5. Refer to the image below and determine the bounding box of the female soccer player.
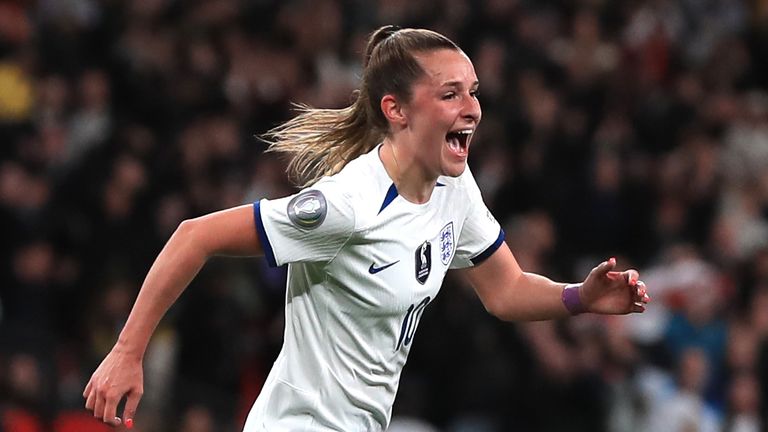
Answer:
[83,26,650,431]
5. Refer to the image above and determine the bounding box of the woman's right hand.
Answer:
[83,344,144,427]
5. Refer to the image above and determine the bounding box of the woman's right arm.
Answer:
[83,204,262,426]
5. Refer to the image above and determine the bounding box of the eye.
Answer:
[470,89,479,98]
[442,92,457,100]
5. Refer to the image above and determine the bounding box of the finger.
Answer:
[83,379,93,399]
[607,270,622,280]
[596,257,617,276]
[102,392,122,426]
[635,281,651,303]
[635,280,647,298]
[123,389,143,428]
[624,269,640,286]
[631,302,646,313]
[633,280,644,299]
[85,388,97,411]
[93,394,105,420]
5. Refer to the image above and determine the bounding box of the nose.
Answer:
[463,93,481,124]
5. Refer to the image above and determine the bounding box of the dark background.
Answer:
[1,0,767,431]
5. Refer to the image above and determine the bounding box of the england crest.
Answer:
[439,222,455,265]
[415,241,431,284]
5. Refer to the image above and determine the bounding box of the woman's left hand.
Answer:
[580,258,650,314]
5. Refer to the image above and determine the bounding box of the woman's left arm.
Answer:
[459,242,649,321]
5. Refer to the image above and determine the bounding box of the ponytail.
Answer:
[263,98,383,188]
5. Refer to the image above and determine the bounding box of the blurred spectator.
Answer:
[723,371,761,432]
[64,69,112,171]
[0,60,34,122]
[647,347,723,432]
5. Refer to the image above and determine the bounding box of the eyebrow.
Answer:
[440,80,480,89]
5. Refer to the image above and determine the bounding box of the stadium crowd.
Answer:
[1,0,768,431]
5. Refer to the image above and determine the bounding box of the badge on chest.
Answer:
[439,222,455,265]
[414,241,431,284]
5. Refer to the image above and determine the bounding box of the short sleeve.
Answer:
[254,179,355,267]
[449,169,505,269]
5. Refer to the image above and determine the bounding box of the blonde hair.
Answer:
[263,26,459,187]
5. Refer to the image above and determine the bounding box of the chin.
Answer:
[441,161,467,178]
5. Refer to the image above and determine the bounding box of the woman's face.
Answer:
[400,48,481,178]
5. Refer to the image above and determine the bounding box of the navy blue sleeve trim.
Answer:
[253,201,278,267]
[378,183,399,214]
[470,228,505,265]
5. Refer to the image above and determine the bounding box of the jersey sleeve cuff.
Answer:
[470,228,505,265]
[253,200,278,267]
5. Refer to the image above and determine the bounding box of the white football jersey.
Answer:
[244,145,503,431]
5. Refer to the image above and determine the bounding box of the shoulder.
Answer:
[315,147,395,221]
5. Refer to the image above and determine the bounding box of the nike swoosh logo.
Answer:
[369,260,400,274]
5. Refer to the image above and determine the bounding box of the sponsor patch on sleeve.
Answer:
[287,190,327,230]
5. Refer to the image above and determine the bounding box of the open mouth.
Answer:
[446,129,472,156]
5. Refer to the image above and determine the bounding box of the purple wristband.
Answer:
[562,283,587,315]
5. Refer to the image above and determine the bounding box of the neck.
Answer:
[380,138,437,204]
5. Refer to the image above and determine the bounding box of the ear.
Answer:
[380,94,408,128]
